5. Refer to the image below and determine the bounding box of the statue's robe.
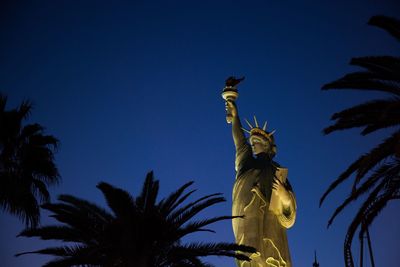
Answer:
[232,123,296,267]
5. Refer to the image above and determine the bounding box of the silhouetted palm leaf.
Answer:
[323,98,400,135]
[17,245,103,267]
[169,242,255,260]
[322,56,400,95]
[369,15,400,41]
[159,181,195,216]
[0,94,60,227]
[320,130,400,209]
[96,182,136,219]
[326,159,400,227]
[17,172,256,266]
[177,215,243,237]
[320,15,400,267]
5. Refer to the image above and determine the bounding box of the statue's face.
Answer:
[250,135,271,155]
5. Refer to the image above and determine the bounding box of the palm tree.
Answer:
[319,16,400,267]
[16,172,256,267]
[0,94,60,228]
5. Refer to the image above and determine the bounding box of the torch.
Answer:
[221,76,244,123]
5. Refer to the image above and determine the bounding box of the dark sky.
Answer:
[1,1,399,266]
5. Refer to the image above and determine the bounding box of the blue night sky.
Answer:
[1,1,399,266]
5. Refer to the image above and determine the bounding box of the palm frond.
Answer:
[136,171,159,212]
[41,202,107,238]
[322,55,400,94]
[19,123,44,140]
[18,225,83,242]
[326,161,396,227]
[0,187,41,228]
[354,132,400,181]
[331,71,398,83]
[170,242,255,260]
[43,258,100,267]
[15,246,73,257]
[96,182,136,219]
[322,78,400,95]
[351,56,400,80]
[31,179,50,202]
[167,193,222,221]
[167,189,197,214]
[57,194,113,223]
[168,195,225,227]
[164,257,214,267]
[159,181,195,215]
[361,117,400,135]
[324,97,400,135]
[353,157,400,190]
[369,15,400,42]
[320,131,399,206]
[17,100,32,121]
[177,215,243,238]
[30,245,101,267]
[144,172,159,212]
[29,133,59,150]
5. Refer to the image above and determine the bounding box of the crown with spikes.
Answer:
[242,115,276,143]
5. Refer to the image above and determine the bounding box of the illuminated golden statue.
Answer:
[222,77,296,267]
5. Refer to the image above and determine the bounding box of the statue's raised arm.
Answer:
[226,100,252,173]
[222,76,252,173]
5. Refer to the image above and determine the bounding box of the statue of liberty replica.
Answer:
[222,77,297,267]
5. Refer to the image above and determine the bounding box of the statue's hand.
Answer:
[272,178,291,206]
[225,100,238,117]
